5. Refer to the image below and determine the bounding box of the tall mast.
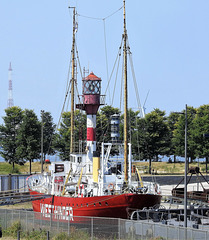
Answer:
[70,7,76,153]
[8,62,14,108]
[123,0,128,183]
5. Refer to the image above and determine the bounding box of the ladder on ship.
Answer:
[0,190,51,206]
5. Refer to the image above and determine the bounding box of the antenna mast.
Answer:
[70,7,76,153]
[123,0,128,184]
[8,62,14,108]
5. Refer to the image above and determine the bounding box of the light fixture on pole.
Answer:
[41,110,44,173]
[184,104,188,228]
[173,104,188,228]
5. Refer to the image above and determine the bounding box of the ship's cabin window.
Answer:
[70,156,75,162]
[111,167,117,174]
[105,202,108,206]
[86,203,88,207]
[78,157,82,163]
[55,164,64,173]
[117,163,122,174]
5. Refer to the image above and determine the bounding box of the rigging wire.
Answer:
[143,90,150,114]
[104,38,123,96]
[77,6,123,21]
[111,49,122,106]
[75,42,83,81]
[75,41,83,105]
[127,38,145,118]
[103,19,110,103]
[56,55,72,130]
[120,58,124,112]
[128,109,131,143]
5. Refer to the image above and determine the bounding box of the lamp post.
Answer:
[173,104,188,228]
[41,110,44,173]
[184,104,188,228]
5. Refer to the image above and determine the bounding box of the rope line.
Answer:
[127,38,144,118]
[111,51,122,106]
[104,38,123,96]
[77,6,123,21]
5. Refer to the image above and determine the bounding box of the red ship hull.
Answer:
[29,190,161,220]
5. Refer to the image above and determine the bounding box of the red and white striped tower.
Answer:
[8,62,14,108]
[76,72,103,166]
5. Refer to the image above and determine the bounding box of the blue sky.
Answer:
[1,0,209,124]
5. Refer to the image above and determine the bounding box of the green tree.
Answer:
[53,110,86,160]
[192,105,209,158]
[16,109,41,174]
[136,109,170,173]
[0,107,24,170]
[167,112,183,162]
[173,106,196,163]
[41,111,56,160]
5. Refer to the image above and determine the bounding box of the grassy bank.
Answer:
[0,162,49,175]
[0,160,207,175]
[133,161,206,175]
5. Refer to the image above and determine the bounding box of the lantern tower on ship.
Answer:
[76,72,104,163]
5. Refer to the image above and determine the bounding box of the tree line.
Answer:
[1,104,209,173]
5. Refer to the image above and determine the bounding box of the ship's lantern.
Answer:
[83,72,101,95]
[111,114,121,143]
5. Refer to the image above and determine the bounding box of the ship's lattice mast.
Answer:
[8,62,14,108]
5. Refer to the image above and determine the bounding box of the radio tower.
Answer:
[7,62,14,108]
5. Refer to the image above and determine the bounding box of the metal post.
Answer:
[68,217,70,236]
[128,143,132,185]
[91,217,93,240]
[5,209,7,229]
[101,143,104,195]
[118,218,120,240]
[47,231,50,240]
[41,110,44,173]
[33,211,35,229]
[26,211,28,232]
[184,104,188,228]
[8,174,12,191]
[17,231,20,240]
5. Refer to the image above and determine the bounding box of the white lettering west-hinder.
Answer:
[40,203,74,221]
